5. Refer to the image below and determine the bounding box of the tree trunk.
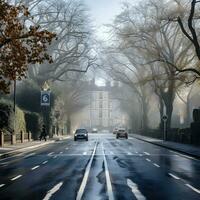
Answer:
[67,115,71,135]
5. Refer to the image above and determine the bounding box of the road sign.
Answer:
[162,115,168,121]
[41,91,51,106]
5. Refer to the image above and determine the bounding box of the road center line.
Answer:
[76,142,98,200]
[48,152,54,156]
[0,184,5,188]
[185,184,200,194]
[11,175,22,181]
[146,159,151,162]
[127,179,146,200]
[42,161,48,164]
[168,173,180,180]
[144,152,150,155]
[31,165,40,170]
[43,182,63,200]
[102,144,114,200]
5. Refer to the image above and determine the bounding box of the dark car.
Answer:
[74,129,88,141]
[116,128,128,139]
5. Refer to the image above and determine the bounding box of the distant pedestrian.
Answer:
[40,125,47,141]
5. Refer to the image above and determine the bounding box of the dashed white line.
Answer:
[48,152,54,156]
[42,161,48,165]
[185,184,200,194]
[31,165,40,170]
[146,159,151,162]
[59,152,63,154]
[11,175,22,181]
[135,151,138,154]
[153,163,160,168]
[110,151,114,155]
[65,147,69,150]
[127,152,133,155]
[0,184,5,188]
[53,156,57,159]
[168,173,180,180]
[43,182,63,200]
[144,152,150,155]
[83,152,87,155]
[127,179,146,200]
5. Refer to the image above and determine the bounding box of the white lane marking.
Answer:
[31,165,40,170]
[185,184,200,194]
[168,173,180,180]
[110,151,114,155]
[139,154,143,157]
[53,156,57,159]
[11,175,22,181]
[146,159,151,162]
[43,182,63,200]
[59,152,63,154]
[135,151,138,154]
[144,152,150,155]
[0,184,5,188]
[153,163,160,168]
[48,152,54,156]
[24,153,36,158]
[102,144,114,200]
[76,142,97,200]
[127,152,133,155]
[127,179,146,200]
[42,161,48,165]
[170,150,198,161]
[65,148,69,150]
[83,152,87,155]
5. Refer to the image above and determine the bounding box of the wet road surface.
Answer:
[0,133,199,200]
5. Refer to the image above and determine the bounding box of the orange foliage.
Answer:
[0,0,56,93]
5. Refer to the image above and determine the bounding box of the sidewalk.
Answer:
[131,134,200,159]
[0,135,71,159]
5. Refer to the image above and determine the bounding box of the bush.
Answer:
[25,112,43,140]
[0,99,26,134]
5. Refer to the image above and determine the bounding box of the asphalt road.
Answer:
[0,133,200,200]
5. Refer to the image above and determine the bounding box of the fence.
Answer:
[0,131,32,147]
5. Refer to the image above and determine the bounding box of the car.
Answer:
[116,128,128,139]
[74,129,88,141]
[92,128,98,133]
[113,128,118,134]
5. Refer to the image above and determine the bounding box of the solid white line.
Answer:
[146,159,151,162]
[76,142,97,200]
[43,182,63,200]
[11,175,22,181]
[0,184,5,188]
[48,152,54,156]
[127,179,146,200]
[83,152,87,155]
[42,161,48,165]
[185,184,200,194]
[168,173,180,180]
[102,144,114,200]
[31,165,40,170]
[144,152,150,155]
[24,153,36,158]
[153,163,160,168]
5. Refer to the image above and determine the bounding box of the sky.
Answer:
[84,0,136,40]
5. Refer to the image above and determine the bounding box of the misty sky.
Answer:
[84,0,138,40]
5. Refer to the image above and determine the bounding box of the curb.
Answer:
[131,135,200,160]
[0,140,55,159]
